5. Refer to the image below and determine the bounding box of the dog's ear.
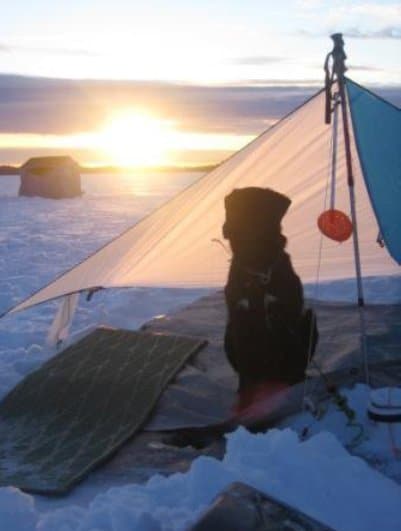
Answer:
[264,188,291,224]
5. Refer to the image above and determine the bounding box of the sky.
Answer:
[0,0,400,167]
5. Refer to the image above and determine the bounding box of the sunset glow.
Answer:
[97,112,174,167]
[0,110,255,168]
[0,1,399,167]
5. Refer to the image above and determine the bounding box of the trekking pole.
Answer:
[325,34,369,384]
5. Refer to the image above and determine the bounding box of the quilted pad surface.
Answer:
[0,328,205,494]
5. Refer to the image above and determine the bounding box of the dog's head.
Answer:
[223,187,291,264]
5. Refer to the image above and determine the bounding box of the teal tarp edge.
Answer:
[346,78,401,265]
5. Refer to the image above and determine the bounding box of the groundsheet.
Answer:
[144,292,401,431]
[0,327,205,494]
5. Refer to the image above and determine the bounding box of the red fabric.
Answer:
[233,381,289,419]
[318,209,353,242]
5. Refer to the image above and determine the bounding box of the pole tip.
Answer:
[330,32,347,67]
[331,33,344,46]
[331,32,343,40]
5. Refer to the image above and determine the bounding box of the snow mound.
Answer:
[0,488,37,531]
[2,427,400,531]
[224,428,401,531]
[284,384,401,482]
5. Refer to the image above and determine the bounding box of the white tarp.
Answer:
[6,87,400,315]
[46,293,79,346]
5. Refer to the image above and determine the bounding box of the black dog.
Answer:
[223,187,318,392]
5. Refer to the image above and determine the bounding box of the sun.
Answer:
[98,111,173,167]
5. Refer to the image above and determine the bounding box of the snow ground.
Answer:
[1,173,401,530]
[0,173,208,401]
[2,423,401,531]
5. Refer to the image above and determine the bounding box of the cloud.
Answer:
[296,0,324,9]
[0,43,98,56]
[0,74,320,137]
[231,56,285,66]
[308,62,383,73]
[0,74,398,145]
[323,3,401,31]
[343,26,401,39]
[299,26,401,40]
[348,64,382,72]
[350,3,401,24]
[237,79,321,87]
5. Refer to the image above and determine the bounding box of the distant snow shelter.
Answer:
[19,156,82,199]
